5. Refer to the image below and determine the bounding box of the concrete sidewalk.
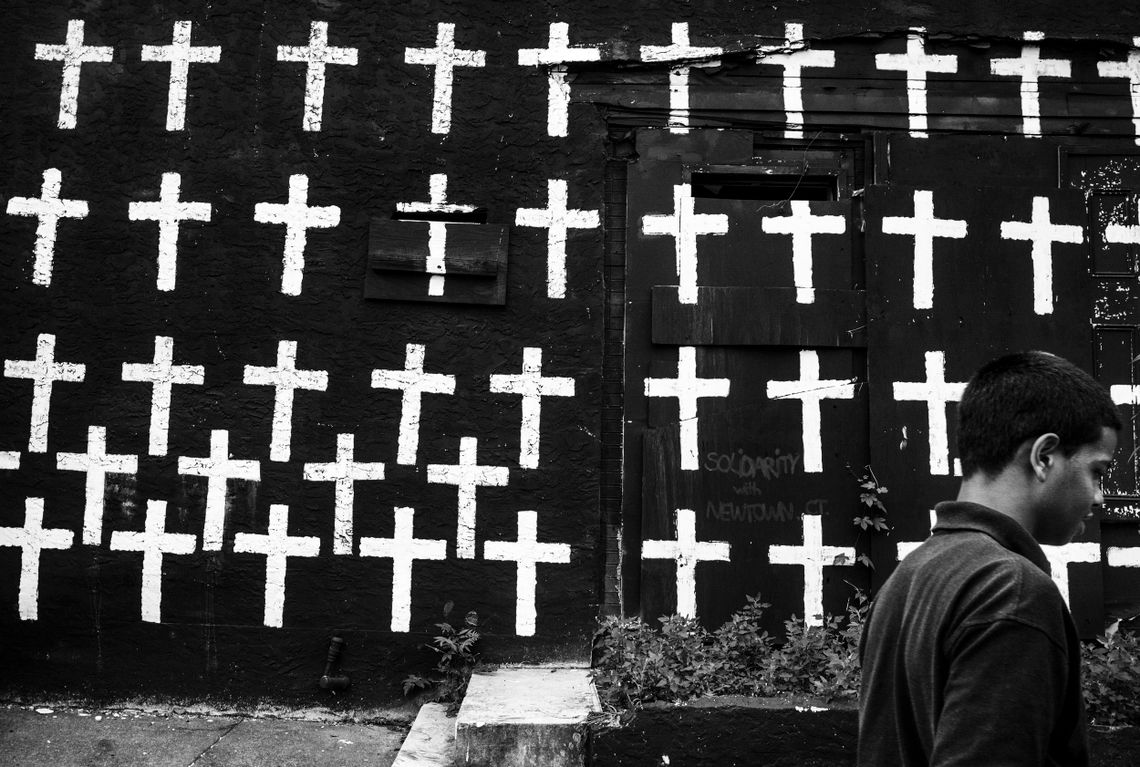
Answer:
[0,703,410,767]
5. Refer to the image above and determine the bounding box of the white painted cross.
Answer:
[177,429,261,551]
[303,433,386,556]
[121,335,205,456]
[277,21,358,131]
[641,183,729,305]
[489,347,576,470]
[990,32,1070,138]
[141,20,221,131]
[643,346,730,471]
[766,351,856,473]
[641,507,730,619]
[4,333,86,453]
[128,172,212,291]
[0,498,73,621]
[242,340,328,462]
[874,28,957,138]
[514,179,600,299]
[769,514,855,628]
[999,196,1083,315]
[233,504,320,628]
[1110,382,1140,408]
[1098,37,1140,146]
[761,200,847,304]
[34,19,113,129]
[0,452,19,471]
[484,510,571,636]
[1103,206,1140,250]
[1107,546,1140,568]
[405,22,485,134]
[359,506,447,632]
[896,510,938,560]
[892,351,967,476]
[56,425,138,546]
[761,23,835,140]
[1042,542,1101,608]
[254,174,341,296]
[396,174,477,297]
[880,190,968,310]
[110,499,196,623]
[640,23,722,134]
[371,343,457,465]
[6,168,89,287]
[517,22,601,137]
[427,437,509,559]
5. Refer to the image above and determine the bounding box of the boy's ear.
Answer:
[1028,433,1061,481]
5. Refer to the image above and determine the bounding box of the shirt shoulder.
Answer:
[916,531,1068,645]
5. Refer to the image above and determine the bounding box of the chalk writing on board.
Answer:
[704,449,801,479]
[706,498,828,523]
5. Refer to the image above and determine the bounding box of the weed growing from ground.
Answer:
[402,605,480,711]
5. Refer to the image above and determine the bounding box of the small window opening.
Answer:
[689,172,838,201]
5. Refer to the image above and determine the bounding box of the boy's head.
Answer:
[957,351,1122,479]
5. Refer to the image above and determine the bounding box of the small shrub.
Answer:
[1082,627,1140,727]
[592,592,866,709]
[402,607,480,711]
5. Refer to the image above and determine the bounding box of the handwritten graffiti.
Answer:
[704,449,801,480]
[705,498,828,523]
[733,481,763,496]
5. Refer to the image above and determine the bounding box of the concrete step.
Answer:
[391,702,456,767]
[453,666,600,767]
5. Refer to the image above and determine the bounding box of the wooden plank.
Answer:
[368,219,505,276]
[651,286,866,347]
[364,219,508,305]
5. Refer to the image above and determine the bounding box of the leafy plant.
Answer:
[592,591,867,709]
[402,604,480,710]
[848,464,890,569]
[1082,625,1140,726]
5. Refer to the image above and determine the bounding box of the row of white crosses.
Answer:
[649,494,1140,628]
[644,508,854,627]
[32,19,574,137]
[881,190,1089,314]
[643,343,1137,503]
[4,332,574,468]
[0,481,568,635]
[6,169,336,295]
[644,342,1140,485]
[6,168,597,301]
[643,347,858,475]
[639,182,1091,317]
[640,182,848,306]
[36,20,1140,141]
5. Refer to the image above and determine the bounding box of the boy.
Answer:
[858,351,1121,766]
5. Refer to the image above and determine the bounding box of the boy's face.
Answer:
[1037,426,1118,545]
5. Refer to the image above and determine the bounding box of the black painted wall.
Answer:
[2,0,1140,705]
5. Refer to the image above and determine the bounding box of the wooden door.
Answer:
[624,129,871,631]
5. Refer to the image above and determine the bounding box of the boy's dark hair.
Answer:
[957,351,1122,477]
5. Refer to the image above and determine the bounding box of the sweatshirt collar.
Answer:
[931,501,1052,575]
